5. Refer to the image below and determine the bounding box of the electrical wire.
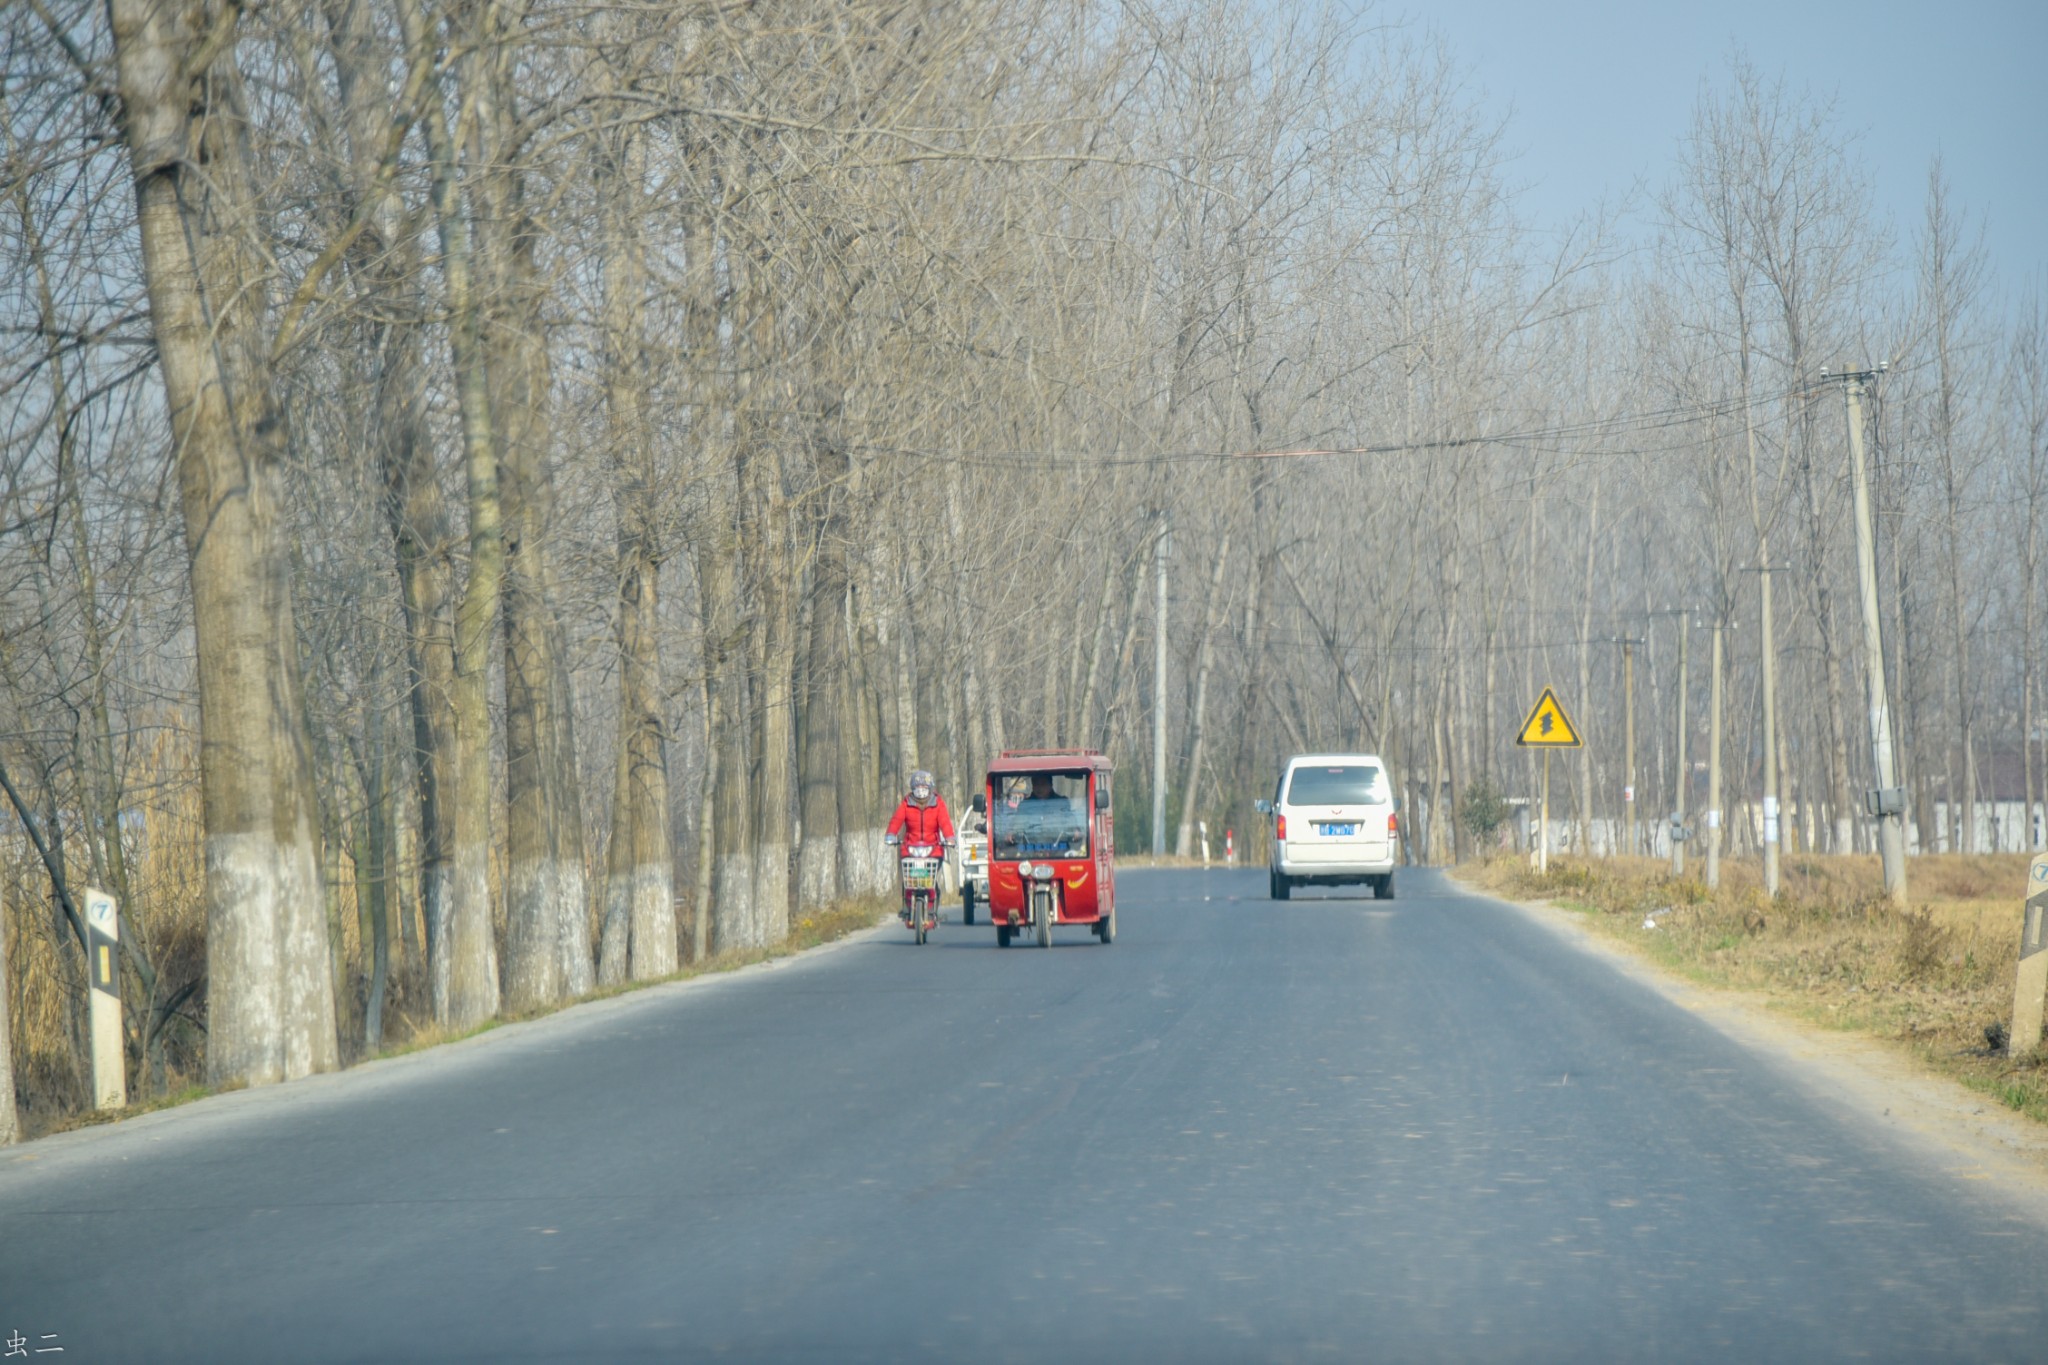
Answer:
[846,383,1795,468]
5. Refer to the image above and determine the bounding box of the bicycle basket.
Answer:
[899,856,940,890]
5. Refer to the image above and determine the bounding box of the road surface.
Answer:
[5,867,2045,1362]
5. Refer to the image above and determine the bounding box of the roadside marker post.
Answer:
[1515,688,1584,876]
[85,888,125,1110]
[2011,854,2048,1059]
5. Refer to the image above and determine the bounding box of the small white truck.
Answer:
[958,793,990,925]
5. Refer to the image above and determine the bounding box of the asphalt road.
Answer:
[5,867,2047,1363]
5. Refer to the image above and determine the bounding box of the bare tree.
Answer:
[107,0,340,1083]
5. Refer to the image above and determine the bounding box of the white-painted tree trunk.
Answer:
[111,0,339,1087]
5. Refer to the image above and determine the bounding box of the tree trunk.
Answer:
[321,0,457,996]
[606,523,674,977]
[799,360,855,909]
[110,0,339,1085]
[361,711,392,1054]
[0,883,18,1143]
[753,462,799,947]
[597,130,675,980]
[1174,535,1232,855]
[489,103,589,1011]
[401,0,502,1028]
[699,529,752,958]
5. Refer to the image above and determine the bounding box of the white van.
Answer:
[1258,754,1398,900]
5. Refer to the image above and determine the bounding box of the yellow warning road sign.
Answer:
[1516,688,1583,748]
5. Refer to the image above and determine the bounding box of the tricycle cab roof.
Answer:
[986,748,1112,776]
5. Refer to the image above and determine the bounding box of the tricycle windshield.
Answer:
[991,771,1090,860]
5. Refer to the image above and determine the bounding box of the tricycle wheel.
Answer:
[997,924,1012,948]
[1036,906,1053,949]
[961,883,976,926]
[1097,908,1116,944]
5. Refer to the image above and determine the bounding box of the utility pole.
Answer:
[1622,638,1640,857]
[1671,614,1691,875]
[1706,617,1725,890]
[1598,636,1646,856]
[1824,364,1909,904]
[1760,563,1782,898]
[1738,563,1784,895]
[1740,352,1783,899]
[1152,518,1169,858]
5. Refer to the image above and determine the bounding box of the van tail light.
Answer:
[1275,814,1287,841]
[1388,812,1399,836]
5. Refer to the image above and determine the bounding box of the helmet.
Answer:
[908,770,936,807]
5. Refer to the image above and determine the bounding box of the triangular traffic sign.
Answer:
[1515,687,1583,747]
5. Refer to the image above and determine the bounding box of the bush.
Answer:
[1458,778,1511,844]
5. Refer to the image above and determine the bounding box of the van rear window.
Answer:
[1286,765,1387,806]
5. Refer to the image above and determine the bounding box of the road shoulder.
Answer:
[0,910,897,1173]
[1452,868,2048,1219]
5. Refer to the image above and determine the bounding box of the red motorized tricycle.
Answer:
[984,750,1116,948]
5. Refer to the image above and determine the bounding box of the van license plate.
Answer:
[1318,823,1356,836]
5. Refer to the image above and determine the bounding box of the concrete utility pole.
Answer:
[1825,364,1909,904]
[1741,369,1783,898]
[1706,617,1725,890]
[1596,635,1646,855]
[1152,520,1169,858]
[1758,564,1782,898]
[1618,638,1643,857]
[1671,614,1690,876]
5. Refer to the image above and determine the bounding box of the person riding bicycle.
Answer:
[884,769,956,859]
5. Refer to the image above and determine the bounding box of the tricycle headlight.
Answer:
[1018,861,1034,877]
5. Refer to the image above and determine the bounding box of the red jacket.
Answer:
[886,797,955,850]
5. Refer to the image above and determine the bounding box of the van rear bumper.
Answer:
[1274,849,1395,881]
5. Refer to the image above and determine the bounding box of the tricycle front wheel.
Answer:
[962,883,976,926]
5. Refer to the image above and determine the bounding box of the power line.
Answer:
[847,383,1800,469]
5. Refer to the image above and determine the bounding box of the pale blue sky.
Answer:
[1400,0,2046,300]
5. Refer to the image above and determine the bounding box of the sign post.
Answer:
[1515,688,1584,875]
[2011,854,2048,1059]
[85,888,125,1110]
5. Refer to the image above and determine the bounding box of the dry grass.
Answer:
[25,894,893,1138]
[5,722,212,1138]
[1462,853,2048,1124]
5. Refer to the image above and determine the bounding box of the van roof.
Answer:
[1284,753,1385,768]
